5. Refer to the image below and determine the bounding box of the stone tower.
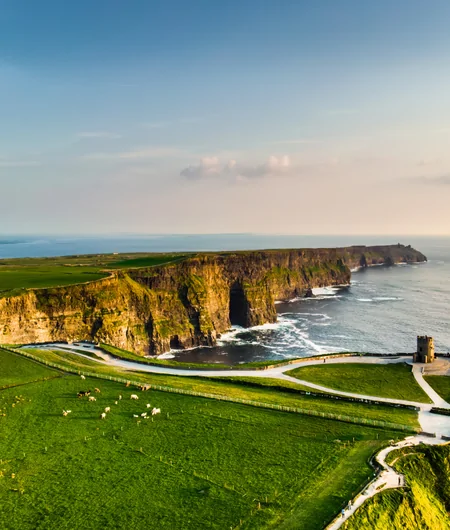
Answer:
[414,336,435,363]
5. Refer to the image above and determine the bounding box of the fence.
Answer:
[1,346,419,434]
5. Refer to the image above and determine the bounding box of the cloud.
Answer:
[83,146,190,161]
[77,131,122,139]
[271,139,318,145]
[0,159,40,168]
[180,155,292,181]
[405,174,450,185]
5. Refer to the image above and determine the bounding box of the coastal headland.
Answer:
[0,244,426,355]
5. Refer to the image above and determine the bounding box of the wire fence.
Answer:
[2,346,419,434]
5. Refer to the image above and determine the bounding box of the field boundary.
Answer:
[1,347,419,434]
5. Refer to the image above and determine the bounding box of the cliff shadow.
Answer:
[229,281,250,327]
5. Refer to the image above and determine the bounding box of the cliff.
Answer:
[0,244,426,355]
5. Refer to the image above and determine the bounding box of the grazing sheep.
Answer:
[104,407,111,413]
[119,395,122,400]
[130,394,139,400]
[115,401,118,405]
[100,413,106,419]
[62,410,71,416]
[80,375,86,380]
[133,414,139,418]
[151,408,161,416]
[146,403,151,408]
[94,388,101,393]
[141,412,147,418]
[88,396,97,402]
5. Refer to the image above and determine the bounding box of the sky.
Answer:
[1,0,450,235]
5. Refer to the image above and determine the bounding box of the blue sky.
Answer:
[1,0,450,234]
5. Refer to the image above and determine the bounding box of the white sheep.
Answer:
[100,412,106,419]
[62,410,71,416]
[104,407,111,413]
[80,375,86,380]
[115,401,118,405]
[151,408,161,416]
[119,395,122,400]
[133,414,139,418]
[88,396,96,402]
[130,394,139,400]
[146,403,151,408]
[141,412,147,418]
[94,388,101,393]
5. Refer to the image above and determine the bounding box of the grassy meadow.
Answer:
[0,348,406,530]
[286,363,432,403]
[424,375,450,402]
[0,253,190,296]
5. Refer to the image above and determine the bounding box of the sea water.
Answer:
[0,234,449,363]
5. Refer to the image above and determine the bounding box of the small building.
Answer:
[414,336,435,363]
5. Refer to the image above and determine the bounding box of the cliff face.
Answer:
[0,244,426,355]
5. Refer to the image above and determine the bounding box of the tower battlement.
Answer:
[414,336,435,363]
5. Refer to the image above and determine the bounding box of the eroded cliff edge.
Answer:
[0,244,426,355]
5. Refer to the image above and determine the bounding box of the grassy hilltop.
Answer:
[342,445,450,530]
[0,252,188,297]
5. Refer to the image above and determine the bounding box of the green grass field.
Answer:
[424,375,450,402]
[0,253,190,296]
[18,347,420,429]
[286,363,432,403]
[342,445,450,529]
[0,349,405,530]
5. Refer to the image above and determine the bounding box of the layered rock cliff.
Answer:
[0,244,426,355]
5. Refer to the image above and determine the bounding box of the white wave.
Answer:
[373,296,403,302]
[357,298,373,302]
[158,352,176,359]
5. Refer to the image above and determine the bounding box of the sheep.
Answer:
[151,408,161,416]
[100,413,106,419]
[130,394,139,400]
[104,407,111,413]
[80,375,86,380]
[115,401,118,405]
[62,410,71,417]
[88,396,97,402]
[141,412,147,418]
[146,403,151,408]
[118,395,122,400]
[94,388,101,393]
[133,414,139,418]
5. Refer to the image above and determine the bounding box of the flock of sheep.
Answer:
[63,375,162,420]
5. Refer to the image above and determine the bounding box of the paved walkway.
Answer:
[28,343,450,528]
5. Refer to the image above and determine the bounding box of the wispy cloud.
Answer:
[324,108,358,116]
[83,146,190,161]
[271,139,319,145]
[0,159,40,168]
[404,174,450,185]
[180,155,292,181]
[140,121,171,129]
[77,131,122,139]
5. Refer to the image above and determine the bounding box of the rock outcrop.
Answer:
[0,244,426,355]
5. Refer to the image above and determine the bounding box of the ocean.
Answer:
[1,234,449,363]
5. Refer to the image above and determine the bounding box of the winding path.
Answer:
[28,342,450,529]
